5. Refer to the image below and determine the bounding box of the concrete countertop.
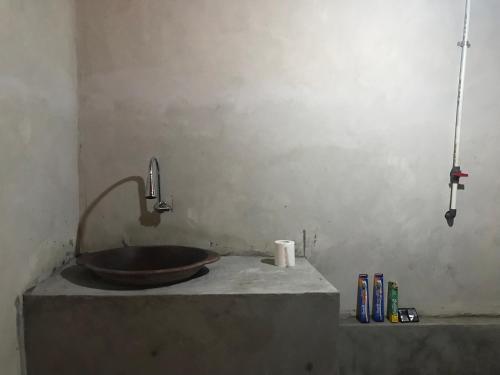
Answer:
[26,256,338,297]
[340,314,500,326]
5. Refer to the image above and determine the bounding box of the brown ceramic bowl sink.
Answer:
[76,246,220,287]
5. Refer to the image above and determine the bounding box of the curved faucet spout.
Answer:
[146,157,160,200]
[145,157,172,213]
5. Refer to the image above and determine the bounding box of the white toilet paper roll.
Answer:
[274,240,295,267]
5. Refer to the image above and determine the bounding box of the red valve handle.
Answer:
[452,171,468,177]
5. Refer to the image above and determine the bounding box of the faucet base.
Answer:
[154,201,172,212]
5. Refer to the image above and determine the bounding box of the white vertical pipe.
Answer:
[453,0,471,168]
[450,0,471,211]
[450,183,458,210]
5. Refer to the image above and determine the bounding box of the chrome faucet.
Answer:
[145,157,172,212]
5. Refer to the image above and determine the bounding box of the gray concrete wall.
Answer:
[0,1,78,374]
[77,0,500,315]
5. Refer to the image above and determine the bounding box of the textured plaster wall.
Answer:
[0,1,78,373]
[77,0,500,315]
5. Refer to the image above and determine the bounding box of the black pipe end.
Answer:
[445,209,456,227]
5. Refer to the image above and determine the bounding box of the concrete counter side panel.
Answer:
[24,256,339,375]
[338,316,500,375]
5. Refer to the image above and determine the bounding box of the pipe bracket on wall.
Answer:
[450,166,469,183]
[445,166,469,221]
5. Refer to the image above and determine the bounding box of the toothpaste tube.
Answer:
[356,274,370,323]
[387,281,399,323]
[372,273,384,322]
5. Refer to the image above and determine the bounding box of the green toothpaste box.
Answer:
[387,281,399,323]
